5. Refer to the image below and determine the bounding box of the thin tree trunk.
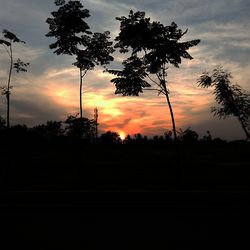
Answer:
[79,69,83,119]
[238,118,250,141]
[165,92,177,141]
[163,82,180,183]
[6,43,13,129]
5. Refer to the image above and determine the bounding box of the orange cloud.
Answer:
[38,65,215,137]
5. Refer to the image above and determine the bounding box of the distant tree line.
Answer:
[0,114,239,146]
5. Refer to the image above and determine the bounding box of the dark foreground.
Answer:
[1,141,250,248]
[1,190,250,249]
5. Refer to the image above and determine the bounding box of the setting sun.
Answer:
[119,131,126,140]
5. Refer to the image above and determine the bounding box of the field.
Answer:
[1,140,250,249]
[1,139,250,191]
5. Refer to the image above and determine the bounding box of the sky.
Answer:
[0,0,250,140]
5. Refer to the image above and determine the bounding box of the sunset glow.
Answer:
[119,131,126,140]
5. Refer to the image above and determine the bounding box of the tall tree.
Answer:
[46,0,114,119]
[0,29,29,128]
[108,11,200,141]
[198,67,250,140]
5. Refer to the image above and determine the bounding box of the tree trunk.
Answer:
[79,69,83,119]
[163,81,180,182]
[165,92,177,141]
[238,117,250,141]
[6,44,13,129]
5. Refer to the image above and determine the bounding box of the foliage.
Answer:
[73,31,114,71]
[108,10,200,140]
[178,128,199,143]
[2,29,25,44]
[0,29,29,128]
[0,116,6,130]
[46,0,114,119]
[109,55,150,96]
[100,131,122,144]
[13,59,30,73]
[46,0,91,55]
[64,115,95,139]
[30,121,64,138]
[198,67,250,140]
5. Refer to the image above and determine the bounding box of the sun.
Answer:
[119,131,126,140]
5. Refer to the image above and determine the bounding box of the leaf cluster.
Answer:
[73,31,114,71]
[46,0,91,55]
[64,115,96,138]
[14,58,30,73]
[115,11,199,69]
[198,67,250,128]
[110,10,200,96]
[2,29,25,43]
[46,1,114,71]
[108,55,150,96]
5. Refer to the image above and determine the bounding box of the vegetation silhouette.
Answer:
[100,131,122,145]
[0,115,249,193]
[64,114,96,140]
[0,29,29,128]
[107,10,200,141]
[198,66,250,140]
[46,0,114,120]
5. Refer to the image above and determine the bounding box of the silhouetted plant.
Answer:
[164,130,173,143]
[134,133,143,141]
[0,116,6,130]
[178,128,199,144]
[30,121,64,139]
[8,124,28,140]
[108,10,200,141]
[198,67,250,140]
[123,134,132,144]
[46,0,114,119]
[100,131,121,145]
[202,130,212,142]
[64,115,95,139]
[0,29,29,128]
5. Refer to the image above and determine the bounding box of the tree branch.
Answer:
[2,44,11,58]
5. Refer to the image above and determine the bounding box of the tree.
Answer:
[107,10,200,141]
[0,116,6,130]
[198,66,250,140]
[30,121,64,139]
[46,0,114,119]
[100,131,121,145]
[64,114,95,139]
[0,29,29,128]
[178,127,199,144]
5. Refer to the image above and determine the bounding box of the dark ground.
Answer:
[0,140,250,249]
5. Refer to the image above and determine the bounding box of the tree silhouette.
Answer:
[46,0,114,119]
[0,116,6,130]
[108,10,200,141]
[30,121,64,139]
[0,29,29,128]
[178,127,199,144]
[100,131,121,144]
[64,114,95,139]
[198,67,250,140]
